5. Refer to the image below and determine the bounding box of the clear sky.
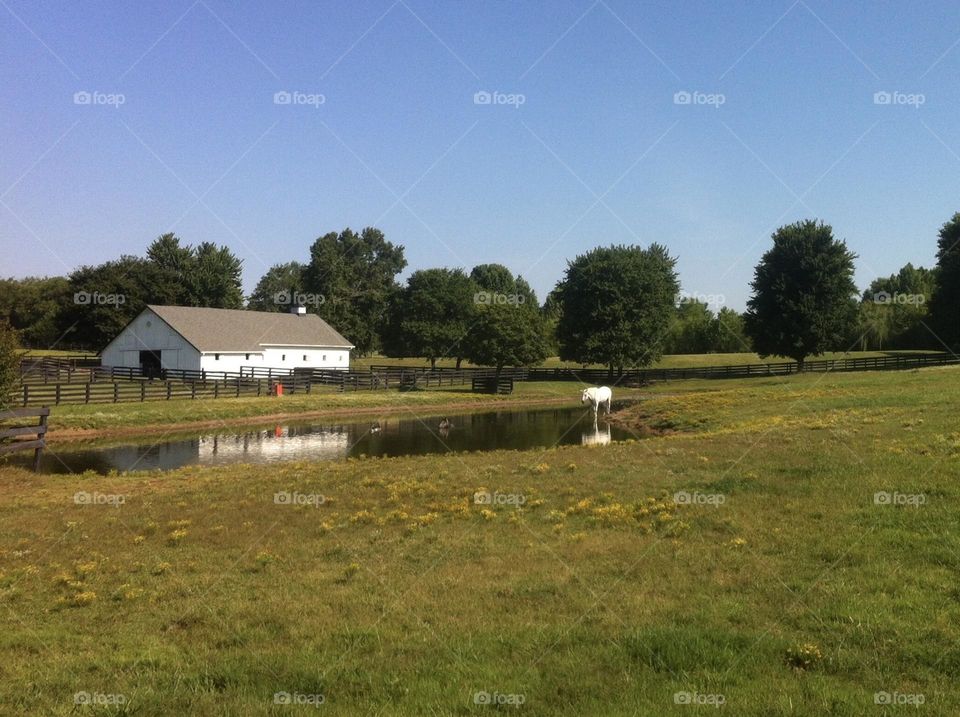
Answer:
[2,0,959,310]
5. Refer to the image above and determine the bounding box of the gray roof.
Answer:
[146,305,354,353]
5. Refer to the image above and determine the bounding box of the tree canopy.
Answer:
[744,220,858,365]
[302,228,406,355]
[554,244,679,373]
[928,213,960,350]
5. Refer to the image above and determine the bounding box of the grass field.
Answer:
[351,349,923,371]
[26,350,935,435]
[1,366,957,714]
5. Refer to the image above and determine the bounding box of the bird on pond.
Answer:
[439,417,453,431]
[370,422,381,434]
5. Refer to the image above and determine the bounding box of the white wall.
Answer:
[101,309,201,371]
[199,347,349,373]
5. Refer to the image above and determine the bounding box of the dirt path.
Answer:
[46,396,583,443]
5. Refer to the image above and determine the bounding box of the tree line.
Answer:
[3,213,960,374]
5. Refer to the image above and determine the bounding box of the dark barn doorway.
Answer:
[138,350,162,378]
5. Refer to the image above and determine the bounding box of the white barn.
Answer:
[101,305,353,375]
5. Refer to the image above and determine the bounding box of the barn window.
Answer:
[303,354,307,361]
[322,354,327,361]
[245,353,250,360]
[282,354,286,361]
[215,354,220,361]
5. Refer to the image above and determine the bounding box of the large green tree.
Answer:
[60,257,179,349]
[302,228,406,355]
[0,276,72,348]
[145,234,244,308]
[554,244,679,374]
[744,220,858,367]
[927,213,960,350]
[466,303,548,377]
[382,268,476,369]
[247,262,306,311]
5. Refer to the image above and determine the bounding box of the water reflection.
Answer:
[14,404,638,475]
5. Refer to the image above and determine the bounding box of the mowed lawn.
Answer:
[1,367,959,714]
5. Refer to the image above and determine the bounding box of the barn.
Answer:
[100,305,353,375]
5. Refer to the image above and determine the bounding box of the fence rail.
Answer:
[0,407,49,470]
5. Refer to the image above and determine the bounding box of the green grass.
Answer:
[353,349,932,370]
[1,366,958,714]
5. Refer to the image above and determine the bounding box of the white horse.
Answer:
[581,386,612,416]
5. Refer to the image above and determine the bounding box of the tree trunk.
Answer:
[430,357,436,370]
[455,357,462,369]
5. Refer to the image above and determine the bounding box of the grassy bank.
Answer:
[1,366,957,714]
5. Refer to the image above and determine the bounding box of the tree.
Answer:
[555,244,679,375]
[714,307,751,353]
[0,320,19,409]
[59,256,179,349]
[248,262,306,311]
[382,268,476,369]
[145,234,244,308]
[667,299,718,354]
[927,213,960,351]
[469,264,515,294]
[859,263,935,350]
[466,303,548,377]
[189,242,244,308]
[744,220,858,367]
[0,276,72,348]
[302,228,406,355]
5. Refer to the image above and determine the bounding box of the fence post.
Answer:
[113,383,119,403]
[140,382,146,402]
[236,378,240,398]
[55,383,61,405]
[166,382,172,400]
[22,384,28,407]
[85,383,91,404]
[191,382,196,400]
[214,382,219,399]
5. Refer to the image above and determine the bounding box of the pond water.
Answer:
[13,403,640,475]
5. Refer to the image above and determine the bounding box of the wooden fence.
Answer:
[10,352,959,407]
[0,407,49,471]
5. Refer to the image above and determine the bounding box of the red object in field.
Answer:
[274,382,283,396]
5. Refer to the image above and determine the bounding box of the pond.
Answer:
[11,403,640,475]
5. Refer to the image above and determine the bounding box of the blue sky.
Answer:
[2,0,959,310]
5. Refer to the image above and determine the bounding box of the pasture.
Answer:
[1,366,957,714]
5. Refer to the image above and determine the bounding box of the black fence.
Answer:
[11,352,959,407]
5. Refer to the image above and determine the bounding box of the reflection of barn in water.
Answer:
[198,425,351,463]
